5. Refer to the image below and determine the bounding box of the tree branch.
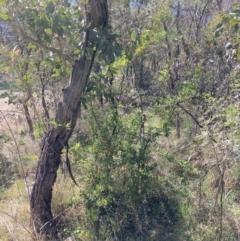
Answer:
[17,30,74,65]
[177,102,203,128]
[10,10,74,65]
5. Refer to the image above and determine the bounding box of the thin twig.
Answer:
[0,211,34,239]
[177,102,203,128]
[39,208,69,232]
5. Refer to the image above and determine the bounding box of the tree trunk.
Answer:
[22,103,34,139]
[30,0,108,238]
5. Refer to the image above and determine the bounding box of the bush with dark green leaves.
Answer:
[71,104,185,240]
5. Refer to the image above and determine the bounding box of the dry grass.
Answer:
[0,90,85,240]
[0,180,33,241]
[0,170,84,241]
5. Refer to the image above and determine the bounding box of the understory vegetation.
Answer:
[1,0,240,240]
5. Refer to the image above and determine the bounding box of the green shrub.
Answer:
[72,104,184,240]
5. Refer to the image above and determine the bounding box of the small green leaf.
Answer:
[0,9,11,21]
[74,49,81,55]
[229,18,239,25]
[131,30,137,42]
[27,43,37,50]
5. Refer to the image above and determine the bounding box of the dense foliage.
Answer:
[1,0,240,240]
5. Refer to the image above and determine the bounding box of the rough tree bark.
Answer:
[30,0,108,238]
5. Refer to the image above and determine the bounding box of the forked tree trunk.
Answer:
[30,0,108,238]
